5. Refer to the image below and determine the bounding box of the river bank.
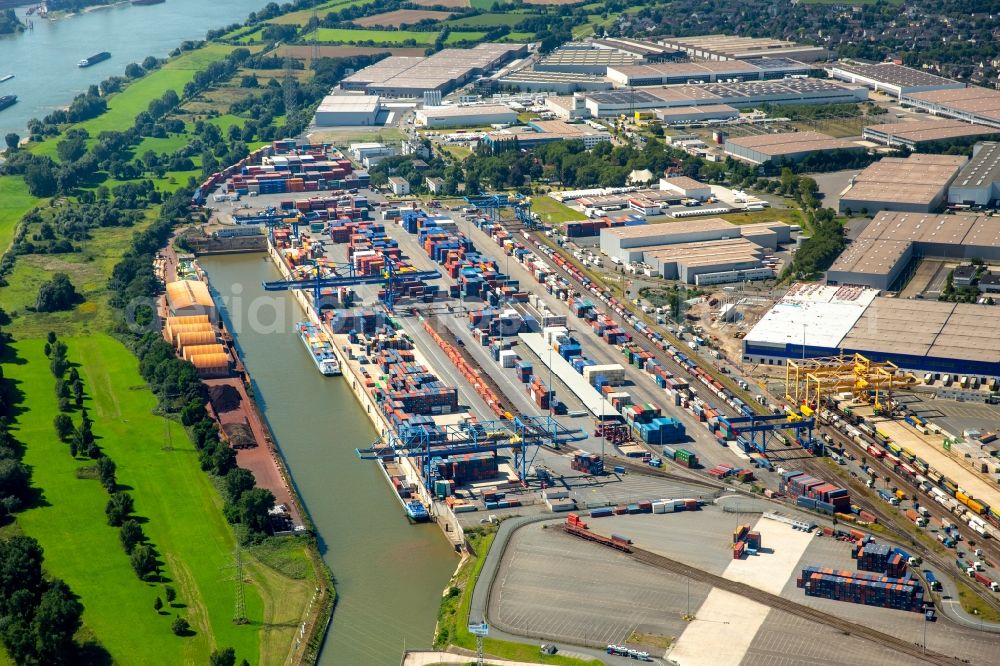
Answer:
[0,0,273,137]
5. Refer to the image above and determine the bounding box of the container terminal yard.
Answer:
[186,137,1000,665]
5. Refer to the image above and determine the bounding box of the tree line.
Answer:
[0,328,93,664]
[108,191,277,544]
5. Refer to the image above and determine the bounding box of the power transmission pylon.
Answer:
[221,548,249,624]
[283,56,297,123]
[310,10,320,66]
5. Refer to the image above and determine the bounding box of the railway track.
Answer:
[623,543,963,666]
[821,424,1000,618]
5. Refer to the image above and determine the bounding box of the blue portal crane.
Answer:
[262,258,441,311]
[356,415,588,490]
[719,413,817,455]
[465,193,538,229]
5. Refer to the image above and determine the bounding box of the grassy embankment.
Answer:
[0,177,37,255]
[0,32,329,664]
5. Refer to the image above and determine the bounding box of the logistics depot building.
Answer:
[582,79,867,118]
[742,283,1000,378]
[826,211,1000,291]
[599,217,792,284]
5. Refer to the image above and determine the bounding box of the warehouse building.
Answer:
[900,87,1000,129]
[948,142,1000,207]
[659,176,712,200]
[600,217,791,261]
[598,218,791,284]
[414,104,517,128]
[742,284,1000,377]
[605,58,811,87]
[340,43,526,97]
[655,104,740,124]
[584,79,866,116]
[723,131,865,164]
[644,238,767,283]
[590,38,683,62]
[826,211,1000,290]
[314,94,383,127]
[838,153,967,214]
[165,280,216,322]
[544,94,592,120]
[535,46,641,75]
[862,118,1000,149]
[827,62,965,98]
[655,35,829,62]
[488,69,613,94]
[482,120,611,150]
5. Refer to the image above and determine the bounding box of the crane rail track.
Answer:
[623,543,963,666]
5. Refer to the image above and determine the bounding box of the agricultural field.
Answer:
[353,9,454,28]
[445,30,487,44]
[235,28,265,44]
[308,27,486,45]
[311,28,439,44]
[277,45,427,58]
[0,177,36,255]
[523,0,587,5]
[800,0,899,4]
[269,0,378,25]
[445,12,533,28]
[412,0,469,6]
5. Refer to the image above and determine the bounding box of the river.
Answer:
[0,0,271,137]
[200,253,458,665]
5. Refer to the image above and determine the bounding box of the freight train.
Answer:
[844,413,999,535]
[562,514,632,552]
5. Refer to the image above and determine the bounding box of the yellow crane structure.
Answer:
[784,353,916,414]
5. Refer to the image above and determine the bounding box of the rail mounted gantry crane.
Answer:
[784,353,916,416]
[465,193,538,229]
[356,416,588,490]
[262,257,441,311]
[718,413,818,455]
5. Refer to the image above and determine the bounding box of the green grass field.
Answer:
[445,12,531,28]
[312,27,437,44]
[799,0,899,4]
[235,28,265,44]
[309,27,486,45]
[0,177,36,255]
[500,32,535,42]
[445,30,487,44]
[0,208,161,337]
[132,134,192,158]
[468,0,497,8]
[269,0,376,25]
[531,195,586,224]
[32,45,236,160]
[718,208,805,226]
[8,336,264,664]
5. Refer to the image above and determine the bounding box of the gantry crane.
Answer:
[465,193,538,229]
[356,416,588,490]
[262,257,441,311]
[784,353,916,415]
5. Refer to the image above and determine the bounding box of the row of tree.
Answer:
[107,190,277,543]
[0,329,89,664]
